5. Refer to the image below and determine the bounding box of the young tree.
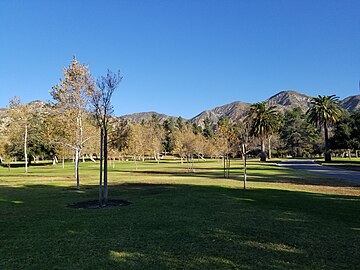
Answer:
[0,136,6,164]
[90,69,122,206]
[147,114,164,162]
[173,124,197,171]
[306,95,344,162]
[6,97,32,172]
[125,123,146,168]
[235,121,251,189]
[215,117,237,178]
[50,56,95,189]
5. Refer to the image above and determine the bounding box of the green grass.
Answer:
[320,157,360,171]
[1,159,360,269]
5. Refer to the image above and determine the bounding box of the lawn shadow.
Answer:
[1,182,360,269]
[120,162,359,188]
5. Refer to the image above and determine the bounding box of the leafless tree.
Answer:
[90,69,122,206]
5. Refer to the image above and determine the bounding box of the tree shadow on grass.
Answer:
[120,164,359,188]
[0,183,360,269]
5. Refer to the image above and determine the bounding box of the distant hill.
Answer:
[119,111,181,123]
[340,95,360,112]
[190,90,360,127]
[191,101,251,127]
[1,91,359,130]
[265,90,313,112]
[0,100,51,133]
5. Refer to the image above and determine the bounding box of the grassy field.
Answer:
[320,157,360,171]
[1,158,359,269]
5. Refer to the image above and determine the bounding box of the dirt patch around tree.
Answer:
[67,199,131,209]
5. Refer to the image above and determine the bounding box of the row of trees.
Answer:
[2,94,357,170]
[1,57,121,206]
[1,57,358,194]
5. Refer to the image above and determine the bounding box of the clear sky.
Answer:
[0,0,359,118]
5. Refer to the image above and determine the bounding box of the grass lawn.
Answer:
[1,158,359,269]
[320,157,360,171]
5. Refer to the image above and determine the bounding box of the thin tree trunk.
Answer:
[75,148,80,189]
[62,157,65,169]
[228,156,230,177]
[223,156,226,178]
[225,155,229,178]
[260,138,266,162]
[268,136,272,159]
[324,121,331,162]
[242,144,247,190]
[90,154,96,162]
[99,128,103,207]
[104,128,108,205]
[24,124,28,173]
[133,156,138,170]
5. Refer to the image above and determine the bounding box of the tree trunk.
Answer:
[24,124,28,173]
[62,157,65,169]
[103,128,108,205]
[75,148,80,189]
[227,155,230,178]
[268,136,272,159]
[223,156,226,178]
[133,156,138,170]
[90,154,96,163]
[260,138,266,162]
[324,121,331,162]
[242,144,247,190]
[99,128,103,207]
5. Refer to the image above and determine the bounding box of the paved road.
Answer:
[277,159,360,183]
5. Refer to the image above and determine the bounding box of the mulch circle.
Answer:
[67,199,131,209]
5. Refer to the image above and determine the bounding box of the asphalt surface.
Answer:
[277,159,360,183]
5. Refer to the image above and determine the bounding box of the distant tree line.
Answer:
[1,57,359,189]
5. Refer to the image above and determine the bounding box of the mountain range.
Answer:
[1,90,360,130]
[120,90,360,127]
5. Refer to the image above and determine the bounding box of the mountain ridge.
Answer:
[1,91,359,128]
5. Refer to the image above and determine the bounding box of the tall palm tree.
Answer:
[246,102,279,161]
[306,95,344,162]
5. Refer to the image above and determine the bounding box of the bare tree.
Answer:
[215,117,237,178]
[90,69,122,206]
[235,121,252,189]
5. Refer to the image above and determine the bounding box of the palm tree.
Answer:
[306,95,344,162]
[246,102,279,161]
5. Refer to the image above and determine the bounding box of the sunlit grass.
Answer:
[0,158,359,269]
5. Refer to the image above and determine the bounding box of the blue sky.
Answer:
[0,0,359,118]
